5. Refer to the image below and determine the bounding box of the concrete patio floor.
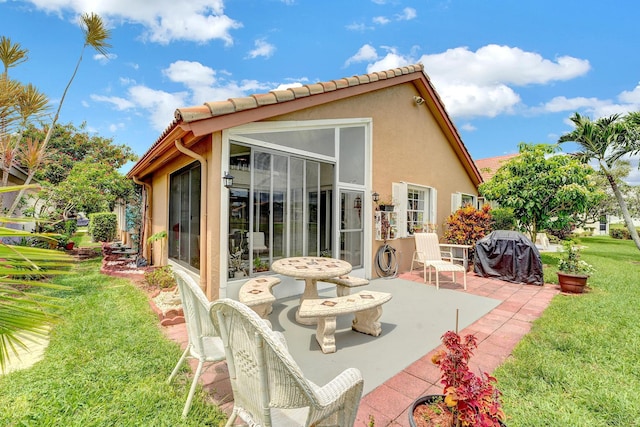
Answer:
[162,270,559,426]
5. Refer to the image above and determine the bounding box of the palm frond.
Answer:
[80,13,112,57]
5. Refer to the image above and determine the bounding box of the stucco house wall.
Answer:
[128,64,481,300]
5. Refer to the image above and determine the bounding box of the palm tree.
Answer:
[0,185,73,371]
[5,13,112,217]
[559,112,640,251]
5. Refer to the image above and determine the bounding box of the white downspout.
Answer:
[175,139,209,293]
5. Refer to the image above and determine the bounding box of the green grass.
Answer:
[495,236,640,426]
[0,258,226,426]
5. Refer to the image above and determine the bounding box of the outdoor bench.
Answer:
[298,290,392,354]
[238,276,281,319]
[322,275,370,296]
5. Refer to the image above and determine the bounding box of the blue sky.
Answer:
[2,0,640,182]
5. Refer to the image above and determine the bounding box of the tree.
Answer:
[558,112,640,251]
[31,160,135,231]
[24,122,137,185]
[479,143,600,243]
[3,13,112,217]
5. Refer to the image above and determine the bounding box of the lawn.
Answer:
[496,236,640,426]
[0,258,227,426]
[1,236,639,426]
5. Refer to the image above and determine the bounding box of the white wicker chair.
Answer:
[167,270,226,417]
[411,232,467,289]
[211,298,364,427]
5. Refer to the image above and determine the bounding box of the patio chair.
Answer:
[167,270,226,417]
[411,232,467,290]
[211,298,364,427]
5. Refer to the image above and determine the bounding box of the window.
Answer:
[392,182,436,238]
[451,192,476,212]
[407,188,426,233]
[168,162,201,270]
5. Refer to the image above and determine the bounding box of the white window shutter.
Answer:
[392,182,408,238]
[451,193,462,213]
[431,188,437,225]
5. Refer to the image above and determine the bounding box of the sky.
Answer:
[2,0,640,183]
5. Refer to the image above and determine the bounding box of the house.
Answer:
[127,64,482,300]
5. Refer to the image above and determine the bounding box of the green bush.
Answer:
[490,207,517,231]
[144,266,176,289]
[610,228,631,240]
[88,212,117,242]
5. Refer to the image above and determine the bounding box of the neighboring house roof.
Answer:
[128,63,483,186]
[475,153,519,181]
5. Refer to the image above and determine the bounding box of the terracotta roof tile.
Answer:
[230,96,258,111]
[136,64,483,185]
[475,153,519,181]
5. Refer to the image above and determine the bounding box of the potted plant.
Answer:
[556,240,595,293]
[229,246,246,278]
[409,331,506,427]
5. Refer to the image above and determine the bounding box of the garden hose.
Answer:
[375,243,398,278]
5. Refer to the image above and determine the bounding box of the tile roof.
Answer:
[129,63,482,186]
[475,153,519,181]
[173,64,424,123]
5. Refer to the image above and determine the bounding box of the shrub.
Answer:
[444,204,493,259]
[490,207,516,231]
[88,212,117,242]
[610,228,631,240]
[144,266,176,289]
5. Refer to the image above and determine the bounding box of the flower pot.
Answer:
[557,271,588,293]
[409,394,507,427]
[65,242,75,250]
[409,395,451,427]
[380,204,395,212]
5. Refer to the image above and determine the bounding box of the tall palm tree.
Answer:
[6,12,112,217]
[559,112,640,251]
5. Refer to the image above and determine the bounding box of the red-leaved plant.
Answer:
[431,331,505,427]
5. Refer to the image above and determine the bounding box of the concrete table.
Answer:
[271,256,352,325]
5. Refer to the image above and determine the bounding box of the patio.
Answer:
[162,271,558,426]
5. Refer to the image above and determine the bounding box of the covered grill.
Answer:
[473,230,543,285]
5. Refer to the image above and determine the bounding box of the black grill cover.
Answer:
[474,230,543,285]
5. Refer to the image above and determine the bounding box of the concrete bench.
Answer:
[238,276,281,319]
[298,290,392,354]
[322,275,370,297]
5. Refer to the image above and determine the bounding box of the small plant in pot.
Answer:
[556,239,595,293]
[410,330,506,427]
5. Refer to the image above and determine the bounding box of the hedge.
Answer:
[89,212,117,242]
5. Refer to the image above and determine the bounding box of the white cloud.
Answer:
[618,84,640,103]
[397,7,416,21]
[93,52,117,64]
[127,85,189,131]
[345,22,370,32]
[247,38,276,59]
[354,44,591,118]
[345,44,378,67]
[543,96,603,113]
[372,16,390,25]
[109,122,125,132]
[419,45,590,86]
[461,123,477,132]
[163,60,216,88]
[90,94,136,110]
[25,0,242,45]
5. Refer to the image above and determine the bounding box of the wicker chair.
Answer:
[411,232,467,290]
[167,270,226,417]
[211,298,364,426]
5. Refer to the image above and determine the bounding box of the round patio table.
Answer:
[271,256,352,325]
